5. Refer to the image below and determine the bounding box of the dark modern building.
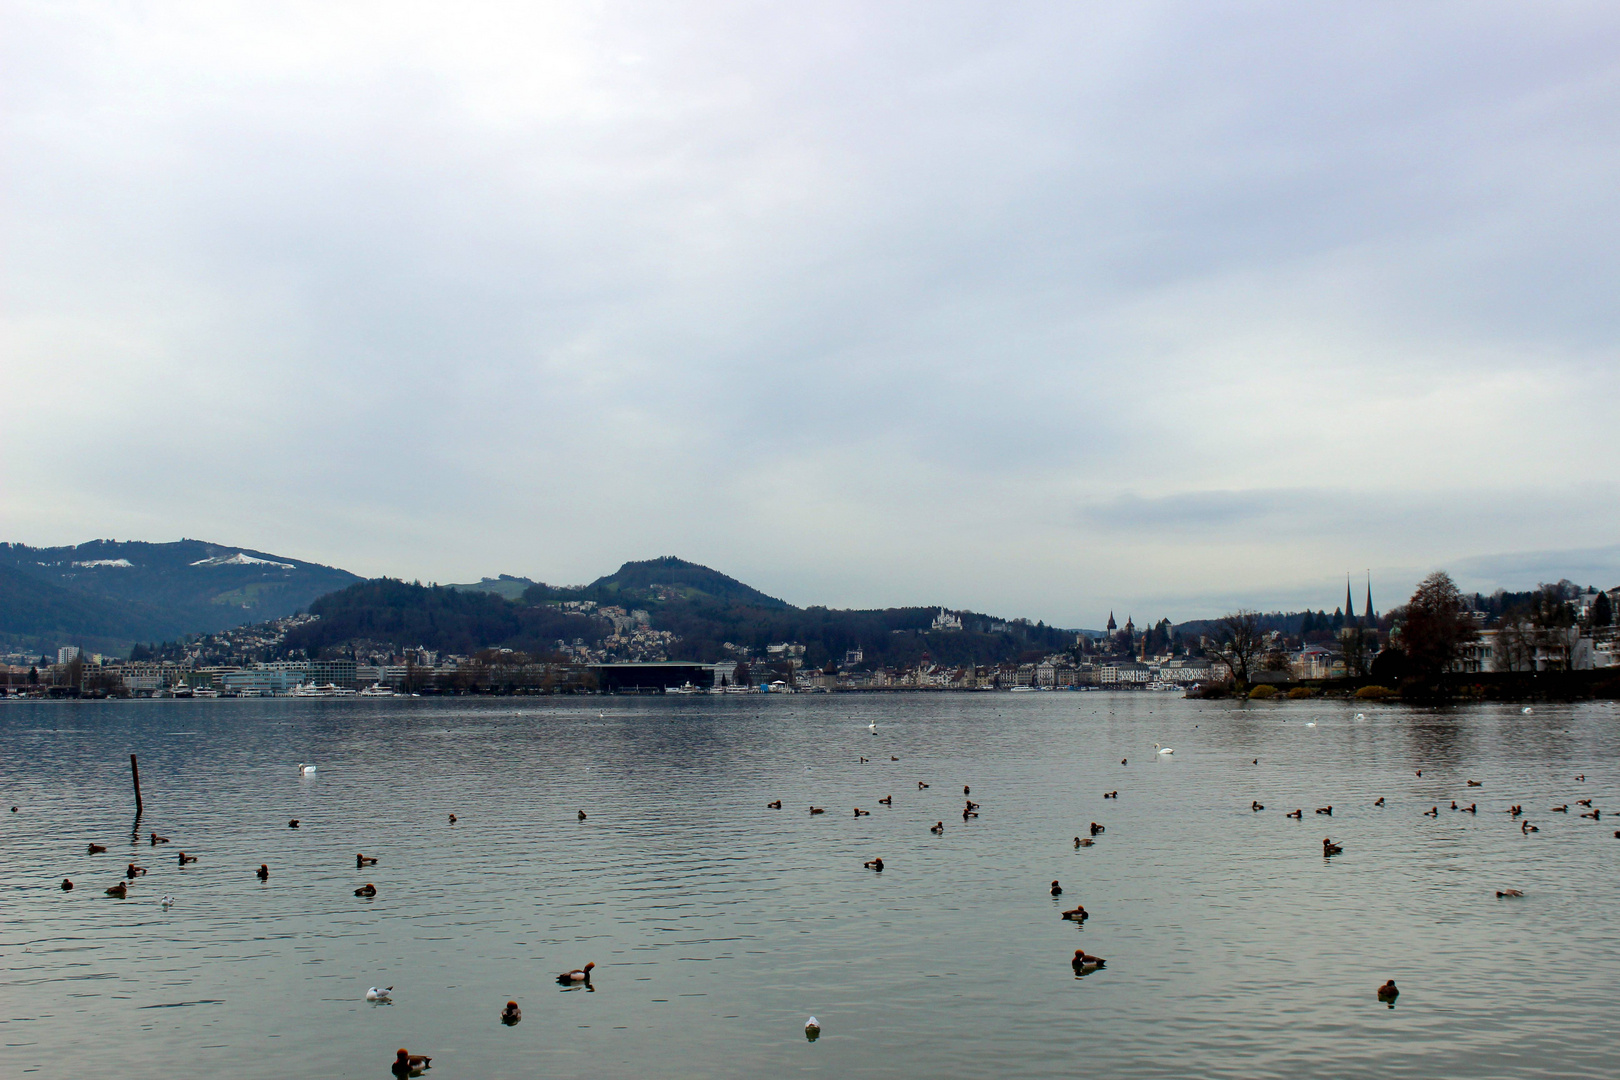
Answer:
[591,662,714,694]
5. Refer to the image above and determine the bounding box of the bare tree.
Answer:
[1340,626,1371,677]
[1400,571,1478,678]
[1210,610,1264,689]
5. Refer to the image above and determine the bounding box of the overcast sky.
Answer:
[4,2,1618,625]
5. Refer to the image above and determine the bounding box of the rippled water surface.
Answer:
[2,694,1618,1079]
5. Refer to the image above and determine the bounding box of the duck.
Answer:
[766,800,782,809]
[858,756,869,763]
[1521,821,1539,833]
[106,881,128,898]
[864,857,885,871]
[962,808,979,819]
[1050,880,1063,896]
[257,864,270,881]
[1286,809,1303,819]
[149,832,171,845]
[1090,822,1104,835]
[964,786,971,795]
[288,819,300,829]
[299,763,316,775]
[1467,780,1482,787]
[890,756,899,762]
[965,800,980,811]
[1377,980,1399,1002]
[161,895,174,907]
[809,807,825,815]
[1450,801,1458,810]
[448,814,457,824]
[1074,836,1093,847]
[1522,706,1532,714]
[500,1000,521,1025]
[357,853,378,867]
[1323,838,1343,856]
[391,1049,431,1077]
[878,796,893,806]
[1551,804,1569,813]
[1251,801,1264,812]
[577,810,587,821]
[557,961,595,984]
[1423,806,1438,817]
[1061,904,1088,921]
[1373,797,1384,807]
[1581,809,1602,820]
[1316,806,1333,816]
[1121,758,1127,765]
[1462,803,1476,813]
[1416,770,1422,777]
[87,843,107,855]
[917,782,929,790]
[126,863,147,879]
[804,1016,821,1041]
[1154,744,1174,755]
[366,986,394,1002]
[930,822,944,834]
[854,808,870,817]
[1496,889,1524,898]
[1510,805,1524,817]
[1071,948,1106,970]
[1253,758,1259,765]
[178,851,198,865]
[1104,790,1118,799]
[1576,774,1586,782]
[60,878,73,891]
[1578,799,1593,807]
[355,883,377,897]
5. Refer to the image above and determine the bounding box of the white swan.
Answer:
[365,986,393,1002]
[1354,713,1365,721]
[869,720,876,731]
[1154,743,1174,755]
[298,763,316,775]
[1306,722,1317,728]
[1522,706,1532,714]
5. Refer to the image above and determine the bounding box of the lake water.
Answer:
[1,693,1617,1079]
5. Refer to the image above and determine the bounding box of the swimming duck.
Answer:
[1450,801,1458,810]
[963,786,971,795]
[766,800,782,809]
[858,756,869,763]
[391,1049,431,1077]
[1377,980,1399,1002]
[1061,904,1088,921]
[126,863,147,879]
[878,796,893,805]
[1551,804,1569,813]
[854,808,870,817]
[1050,880,1062,896]
[917,782,929,789]
[1315,806,1332,816]
[1463,803,1476,813]
[1467,780,1482,787]
[962,808,978,819]
[1071,948,1106,969]
[60,878,73,891]
[366,986,394,1002]
[178,852,198,865]
[1253,758,1259,765]
[890,756,899,762]
[1252,801,1264,811]
[87,843,107,855]
[865,858,885,871]
[150,832,170,845]
[257,864,270,880]
[965,800,980,811]
[501,1000,521,1025]
[1373,797,1384,807]
[1323,838,1343,856]
[1510,805,1524,817]
[809,807,825,815]
[1286,809,1303,819]
[1075,836,1093,847]
[1090,822,1104,835]
[1104,791,1118,799]
[1581,810,1602,820]
[1576,774,1585,782]
[1423,807,1438,817]
[930,822,944,834]
[1578,799,1593,807]
[1121,758,1127,765]
[557,961,595,984]
[448,814,457,824]
[804,1016,821,1041]
[161,895,174,907]
[1496,889,1523,898]
[357,853,378,867]
[1521,821,1539,833]
[1416,770,1422,777]
[355,883,377,897]
[577,810,587,821]
[106,881,127,898]
[288,819,300,829]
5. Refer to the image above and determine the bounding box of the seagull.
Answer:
[366,986,394,1003]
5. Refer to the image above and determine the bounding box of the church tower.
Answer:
[1365,573,1375,625]
[1106,612,1117,632]
[1345,575,1357,626]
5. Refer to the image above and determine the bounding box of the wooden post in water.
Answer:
[130,753,143,816]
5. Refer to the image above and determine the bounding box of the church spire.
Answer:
[1106,611,1117,631]
[1365,572,1375,625]
[1345,574,1357,625]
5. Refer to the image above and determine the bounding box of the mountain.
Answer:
[273,557,1082,669]
[0,540,362,654]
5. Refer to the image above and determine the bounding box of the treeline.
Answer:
[281,579,606,658]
